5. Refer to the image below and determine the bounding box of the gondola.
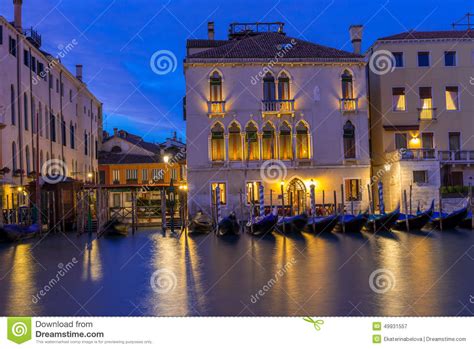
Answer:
[430,204,469,230]
[459,211,472,229]
[392,200,434,231]
[247,213,278,236]
[275,213,308,234]
[189,211,213,234]
[102,219,129,237]
[304,214,339,234]
[364,205,400,232]
[0,223,40,242]
[334,212,368,233]
[217,213,240,236]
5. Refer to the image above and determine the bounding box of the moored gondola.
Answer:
[304,214,339,234]
[217,213,240,236]
[392,200,434,231]
[0,223,40,242]
[334,212,368,233]
[247,213,278,236]
[430,204,468,230]
[102,219,129,237]
[364,205,400,232]
[459,211,472,229]
[189,211,213,234]
[275,213,308,234]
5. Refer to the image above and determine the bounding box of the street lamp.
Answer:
[163,155,170,164]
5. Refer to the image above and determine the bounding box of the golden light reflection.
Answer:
[82,239,103,282]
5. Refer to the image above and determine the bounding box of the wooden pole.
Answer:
[280,183,285,217]
[161,188,166,233]
[439,188,443,231]
[269,189,273,213]
[409,184,413,215]
[367,184,373,215]
[289,191,293,216]
[132,189,137,235]
[239,189,244,232]
[340,185,345,233]
[322,190,325,215]
[404,189,410,232]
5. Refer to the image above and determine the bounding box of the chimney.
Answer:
[76,64,83,82]
[113,128,118,136]
[208,21,215,40]
[13,0,23,31]
[349,25,363,54]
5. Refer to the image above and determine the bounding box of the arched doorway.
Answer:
[286,178,306,215]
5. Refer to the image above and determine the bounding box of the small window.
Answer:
[126,169,138,180]
[69,90,73,102]
[31,56,36,73]
[392,52,404,67]
[444,51,456,66]
[445,86,459,111]
[246,181,261,204]
[395,133,408,150]
[9,36,16,56]
[112,193,121,207]
[171,168,178,180]
[23,49,30,67]
[211,182,226,205]
[152,168,164,181]
[345,179,361,201]
[0,25,3,45]
[142,169,148,182]
[392,87,406,111]
[413,170,428,184]
[112,169,120,183]
[418,52,430,67]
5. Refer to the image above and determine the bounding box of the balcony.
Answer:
[388,148,437,161]
[438,150,474,164]
[261,99,295,116]
[418,107,437,121]
[126,179,138,184]
[207,101,226,117]
[339,98,358,113]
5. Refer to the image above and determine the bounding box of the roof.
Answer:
[186,39,229,48]
[186,32,362,61]
[378,30,474,41]
[102,130,162,154]
[98,152,162,165]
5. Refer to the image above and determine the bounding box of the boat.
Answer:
[364,205,400,232]
[102,219,129,237]
[334,212,368,233]
[189,211,213,234]
[218,213,240,236]
[392,200,434,231]
[0,223,40,242]
[459,211,472,229]
[430,204,469,230]
[304,214,339,234]
[276,213,308,234]
[247,213,278,236]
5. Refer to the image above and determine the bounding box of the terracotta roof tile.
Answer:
[378,30,474,41]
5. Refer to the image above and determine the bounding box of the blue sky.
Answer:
[5,0,472,142]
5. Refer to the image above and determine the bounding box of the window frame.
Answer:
[445,86,460,111]
[392,52,404,68]
[210,182,227,206]
[391,87,406,112]
[413,170,428,184]
[444,51,457,67]
[417,51,430,67]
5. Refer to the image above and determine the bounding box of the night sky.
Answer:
[3,0,471,142]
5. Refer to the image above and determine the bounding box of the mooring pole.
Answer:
[340,185,345,233]
[404,189,410,232]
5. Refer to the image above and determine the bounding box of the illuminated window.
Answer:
[211,123,225,161]
[211,182,226,205]
[112,170,120,183]
[245,123,259,161]
[345,179,361,201]
[112,193,121,207]
[343,121,356,159]
[392,87,406,111]
[278,72,290,100]
[246,181,261,204]
[263,73,276,101]
[210,71,222,102]
[171,168,177,180]
[228,122,242,161]
[296,121,310,159]
[126,169,138,180]
[262,122,276,160]
[279,122,292,160]
[445,86,459,111]
[142,169,148,182]
[341,70,354,99]
[419,87,433,119]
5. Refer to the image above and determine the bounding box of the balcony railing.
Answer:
[261,99,295,115]
[388,148,437,161]
[207,101,226,116]
[418,107,437,120]
[438,150,474,163]
[339,98,358,113]
[126,179,138,184]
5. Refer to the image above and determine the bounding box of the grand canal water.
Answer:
[0,227,473,316]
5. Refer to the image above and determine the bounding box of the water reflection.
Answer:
[82,239,103,282]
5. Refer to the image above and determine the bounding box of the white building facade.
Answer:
[185,22,371,217]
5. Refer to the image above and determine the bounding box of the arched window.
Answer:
[70,122,75,149]
[296,121,310,159]
[343,121,356,159]
[262,122,276,160]
[210,71,222,102]
[12,142,17,171]
[279,122,292,160]
[228,122,242,161]
[263,73,276,101]
[24,93,28,130]
[278,72,290,100]
[245,122,259,161]
[210,123,225,161]
[84,132,88,155]
[111,145,122,153]
[25,146,31,174]
[10,85,15,125]
[341,70,354,99]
